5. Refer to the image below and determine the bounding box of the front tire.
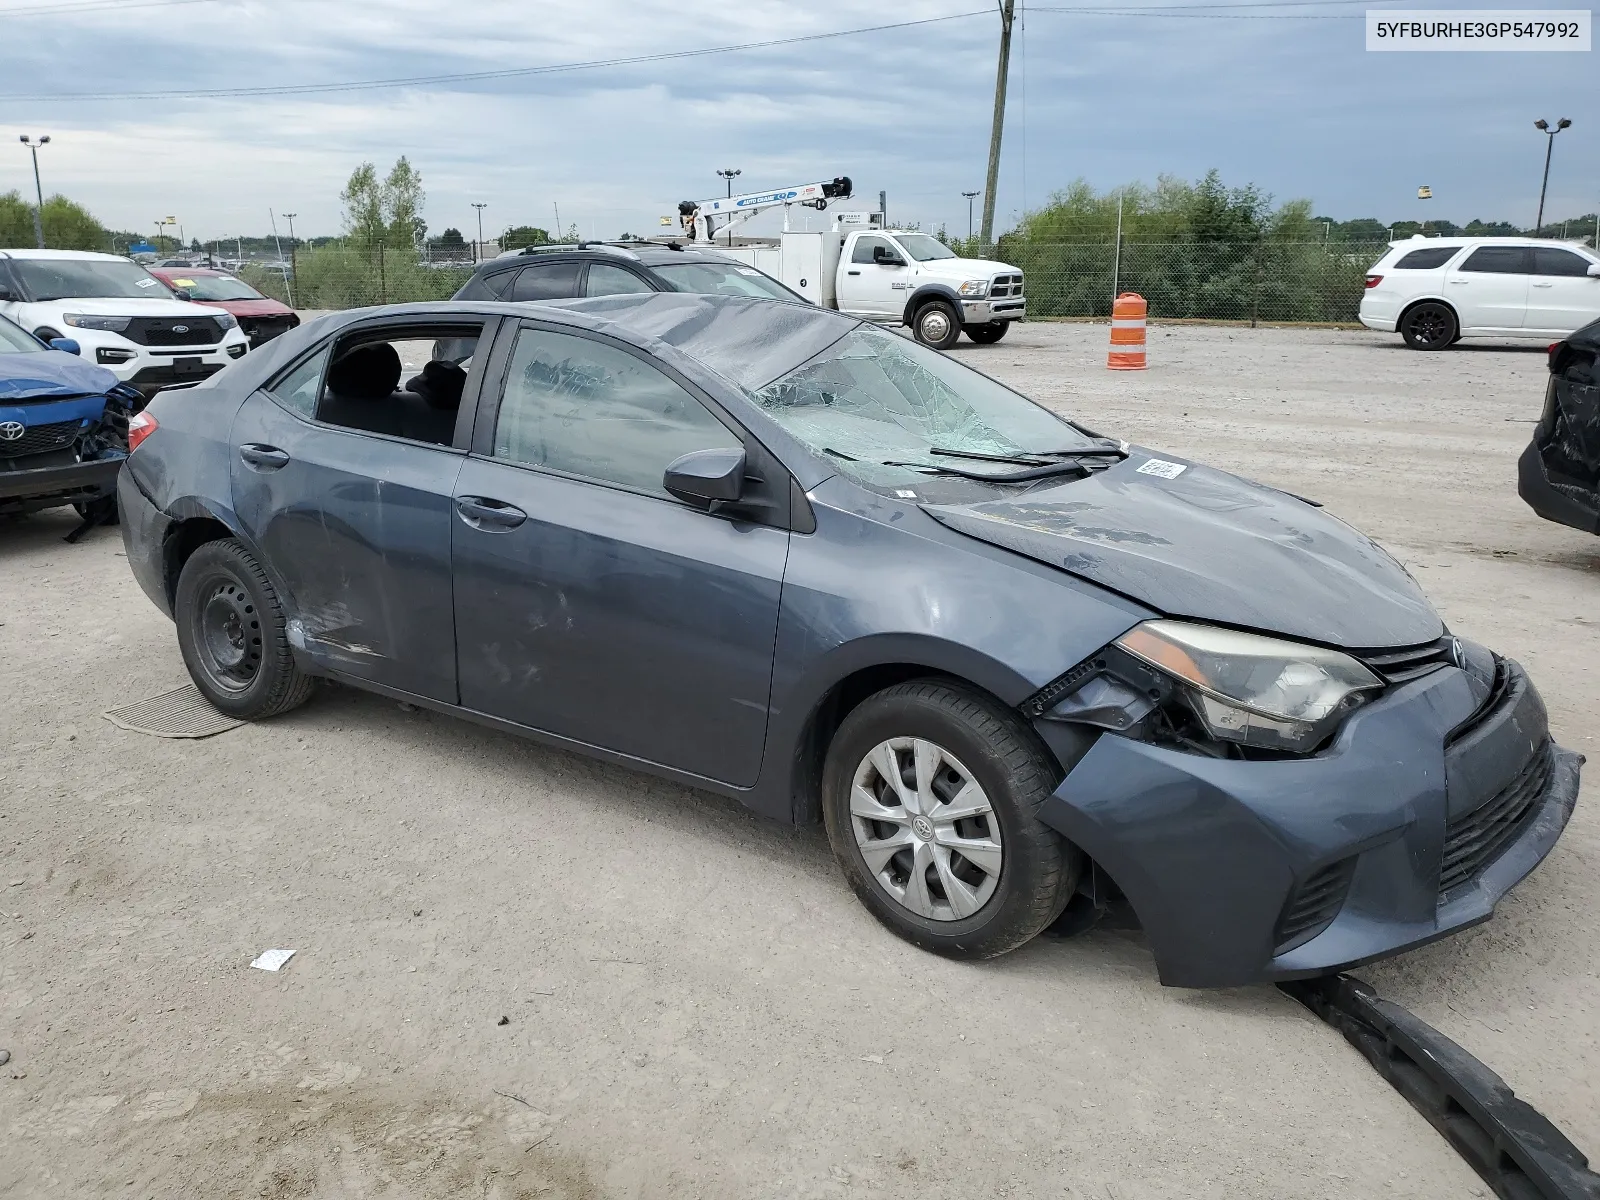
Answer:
[1400,302,1457,351]
[174,538,314,719]
[822,680,1079,959]
[912,300,961,350]
[962,320,1010,345]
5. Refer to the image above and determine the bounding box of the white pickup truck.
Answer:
[716,227,1026,348]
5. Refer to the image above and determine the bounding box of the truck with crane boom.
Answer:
[670,176,1026,349]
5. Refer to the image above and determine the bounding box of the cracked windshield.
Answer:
[751,327,1098,491]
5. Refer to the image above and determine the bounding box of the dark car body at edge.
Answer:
[1520,317,1600,536]
[117,296,1580,988]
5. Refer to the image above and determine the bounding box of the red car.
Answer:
[147,268,299,348]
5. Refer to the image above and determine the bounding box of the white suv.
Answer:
[0,249,250,392]
[1360,236,1600,350]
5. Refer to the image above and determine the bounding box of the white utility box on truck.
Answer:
[673,179,1026,348]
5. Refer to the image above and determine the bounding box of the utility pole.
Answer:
[979,0,1016,248]
[471,202,487,262]
[19,135,50,249]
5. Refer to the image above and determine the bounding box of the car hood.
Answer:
[23,296,229,318]
[0,350,119,401]
[917,257,1020,278]
[922,451,1442,649]
[206,298,294,318]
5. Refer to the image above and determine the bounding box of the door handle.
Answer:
[455,496,527,531]
[238,443,289,470]
[1448,279,1469,285]
[1532,282,1554,288]
[846,270,861,276]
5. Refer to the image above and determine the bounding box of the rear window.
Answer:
[510,262,581,302]
[1392,247,1457,270]
[1459,246,1530,274]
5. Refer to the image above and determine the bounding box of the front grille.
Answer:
[988,274,1024,298]
[124,316,223,347]
[1440,739,1552,894]
[1275,857,1357,952]
[1361,637,1456,685]
[0,419,84,457]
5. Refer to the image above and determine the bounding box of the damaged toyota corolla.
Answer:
[117,293,1580,987]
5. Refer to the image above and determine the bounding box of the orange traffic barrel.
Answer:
[1108,293,1147,370]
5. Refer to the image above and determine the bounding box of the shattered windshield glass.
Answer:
[749,328,1095,489]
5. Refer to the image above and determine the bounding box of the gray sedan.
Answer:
[117,293,1580,986]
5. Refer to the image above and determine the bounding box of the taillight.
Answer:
[1364,274,1383,289]
[127,410,158,452]
[1549,341,1566,373]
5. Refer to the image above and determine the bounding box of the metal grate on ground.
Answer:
[102,684,243,739]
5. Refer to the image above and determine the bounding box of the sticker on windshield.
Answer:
[135,278,157,287]
[1136,458,1187,479]
[894,489,918,499]
[173,278,195,287]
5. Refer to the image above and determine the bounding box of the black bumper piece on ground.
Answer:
[0,456,123,515]
[1283,975,1600,1200]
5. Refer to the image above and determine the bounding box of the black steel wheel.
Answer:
[912,300,962,350]
[963,321,1010,345]
[175,538,314,719]
[1400,302,1458,351]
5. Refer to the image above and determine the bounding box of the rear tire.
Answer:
[1400,302,1457,351]
[912,300,961,350]
[175,538,314,719]
[822,680,1079,959]
[962,320,1010,345]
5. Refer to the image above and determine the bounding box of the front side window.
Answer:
[750,327,1097,492]
[11,257,169,301]
[269,347,330,416]
[584,263,651,297]
[1392,247,1458,270]
[510,262,581,301]
[1459,246,1530,274]
[1532,247,1596,277]
[895,234,958,262]
[493,328,741,497]
[851,236,895,265]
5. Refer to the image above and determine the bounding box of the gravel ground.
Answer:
[1,321,1594,1199]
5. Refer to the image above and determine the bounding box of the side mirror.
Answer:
[872,246,905,267]
[48,337,81,355]
[664,447,746,508]
[1588,264,1600,278]
[173,288,193,301]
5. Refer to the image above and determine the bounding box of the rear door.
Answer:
[1527,246,1600,335]
[449,320,791,786]
[1446,246,1531,332]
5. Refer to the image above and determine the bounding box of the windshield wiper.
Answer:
[884,459,1092,484]
[928,444,1126,466]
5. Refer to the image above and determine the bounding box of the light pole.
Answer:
[283,212,297,249]
[471,202,487,262]
[716,169,741,245]
[962,190,981,242]
[1534,118,1572,234]
[19,135,50,249]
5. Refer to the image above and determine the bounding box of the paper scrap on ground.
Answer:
[250,948,296,972]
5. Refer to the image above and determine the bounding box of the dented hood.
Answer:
[923,452,1442,649]
[0,348,119,401]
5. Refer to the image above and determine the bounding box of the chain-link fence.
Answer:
[238,246,476,311]
[998,240,1388,324]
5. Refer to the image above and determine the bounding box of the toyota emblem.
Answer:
[0,421,24,441]
[172,324,189,334]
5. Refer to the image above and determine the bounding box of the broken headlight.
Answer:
[1115,620,1382,753]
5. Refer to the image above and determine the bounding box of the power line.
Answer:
[0,0,226,17]
[0,10,992,101]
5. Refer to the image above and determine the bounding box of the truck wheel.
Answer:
[912,300,961,350]
[1399,302,1457,351]
[962,321,1009,345]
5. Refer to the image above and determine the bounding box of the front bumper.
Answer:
[84,335,249,395]
[958,298,1025,323]
[1036,658,1580,988]
[0,454,123,514]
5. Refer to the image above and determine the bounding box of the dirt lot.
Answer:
[2,322,1595,1199]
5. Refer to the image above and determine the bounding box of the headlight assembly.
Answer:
[211,312,239,330]
[1114,620,1382,753]
[957,279,990,297]
[63,314,132,332]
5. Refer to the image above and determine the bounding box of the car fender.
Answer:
[1397,294,1460,326]
[900,283,963,325]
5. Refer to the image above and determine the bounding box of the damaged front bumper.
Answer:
[1035,658,1580,988]
[0,453,123,515]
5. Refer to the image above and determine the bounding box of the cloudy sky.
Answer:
[0,0,1595,242]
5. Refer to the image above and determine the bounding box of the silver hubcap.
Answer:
[918,309,952,343]
[850,738,1003,921]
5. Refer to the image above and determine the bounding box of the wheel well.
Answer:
[164,517,234,608]
[32,326,63,342]
[1397,297,1457,329]
[902,290,957,326]
[789,663,987,825]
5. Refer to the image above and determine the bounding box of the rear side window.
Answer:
[1533,247,1595,277]
[510,262,581,301]
[268,347,330,417]
[1392,247,1457,270]
[584,263,652,297]
[1459,247,1530,274]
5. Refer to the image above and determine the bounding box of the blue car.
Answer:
[116,294,1579,987]
[0,312,142,522]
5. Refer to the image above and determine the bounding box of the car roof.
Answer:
[476,245,749,273]
[0,248,131,261]
[1388,236,1593,249]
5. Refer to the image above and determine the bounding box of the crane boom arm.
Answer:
[676,176,852,241]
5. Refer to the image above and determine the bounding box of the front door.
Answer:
[451,322,789,787]
[1446,245,1531,332]
[836,234,911,318]
[1527,245,1600,335]
[228,320,485,702]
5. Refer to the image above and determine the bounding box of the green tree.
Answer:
[0,191,33,246]
[341,163,386,244]
[41,196,109,250]
[384,156,426,248]
[501,225,550,250]
[432,227,465,247]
